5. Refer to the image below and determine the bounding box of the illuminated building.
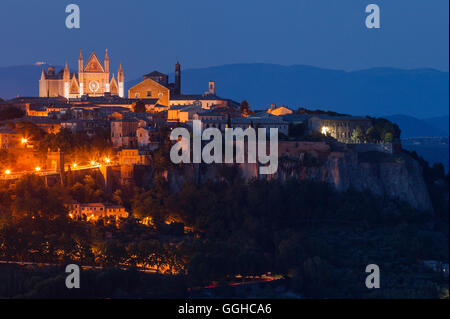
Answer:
[68,202,129,221]
[0,127,20,149]
[267,104,294,116]
[39,49,125,98]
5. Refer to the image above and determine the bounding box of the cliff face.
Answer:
[274,145,433,212]
[164,141,433,212]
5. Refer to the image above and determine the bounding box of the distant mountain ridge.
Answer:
[165,63,448,119]
[385,114,449,138]
[1,63,448,120]
[0,64,64,99]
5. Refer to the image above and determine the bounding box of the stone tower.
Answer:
[208,81,216,95]
[78,49,84,96]
[104,49,110,93]
[175,62,181,96]
[63,62,70,99]
[118,63,125,98]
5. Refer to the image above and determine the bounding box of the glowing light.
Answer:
[35,166,41,172]
[104,158,111,164]
[21,138,28,144]
[4,169,11,175]
[321,126,329,135]
[72,163,77,168]
[90,160,96,165]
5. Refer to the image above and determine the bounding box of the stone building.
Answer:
[39,49,125,98]
[111,118,138,148]
[137,127,160,150]
[129,63,238,109]
[267,104,294,116]
[307,115,372,143]
[68,202,128,221]
[0,127,20,149]
[118,149,152,166]
[168,105,206,122]
[128,73,170,106]
[128,63,181,106]
[282,114,373,143]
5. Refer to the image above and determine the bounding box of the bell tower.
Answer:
[63,61,70,99]
[118,63,125,98]
[175,62,181,96]
[78,49,84,96]
[104,49,110,93]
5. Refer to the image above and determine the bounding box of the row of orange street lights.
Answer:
[70,157,111,169]
[3,158,111,176]
[4,166,42,175]
[3,138,30,175]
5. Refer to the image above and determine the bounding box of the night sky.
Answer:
[0,0,448,79]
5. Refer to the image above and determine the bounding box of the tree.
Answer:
[70,175,105,203]
[366,126,381,143]
[132,177,170,226]
[239,100,250,115]
[384,132,393,143]
[112,189,124,206]
[12,174,69,219]
[351,126,364,143]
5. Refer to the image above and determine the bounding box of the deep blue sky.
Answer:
[0,0,448,79]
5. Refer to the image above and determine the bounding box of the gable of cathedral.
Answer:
[69,76,79,94]
[110,76,119,95]
[84,52,105,73]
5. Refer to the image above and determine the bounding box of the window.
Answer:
[147,91,152,97]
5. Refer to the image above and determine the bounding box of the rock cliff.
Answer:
[164,141,433,212]
[274,142,433,211]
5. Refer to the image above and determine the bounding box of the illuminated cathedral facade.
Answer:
[39,49,124,98]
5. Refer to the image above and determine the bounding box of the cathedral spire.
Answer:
[78,49,84,73]
[104,49,109,73]
[63,61,70,81]
[118,62,124,82]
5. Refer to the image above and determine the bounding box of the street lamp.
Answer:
[4,169,11,175]
[21,138,28,144]
[35,166,41,172]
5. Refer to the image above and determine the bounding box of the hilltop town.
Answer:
[0,50,448,298]
[0,50,442,212]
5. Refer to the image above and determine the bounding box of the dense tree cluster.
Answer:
[0,157,448,298]
[35,128,112,158]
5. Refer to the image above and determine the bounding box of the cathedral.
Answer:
[39,49,124,98]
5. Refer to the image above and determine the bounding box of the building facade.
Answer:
[68,202,128,221]
[111,118,138,148]
[39,49,125,98]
